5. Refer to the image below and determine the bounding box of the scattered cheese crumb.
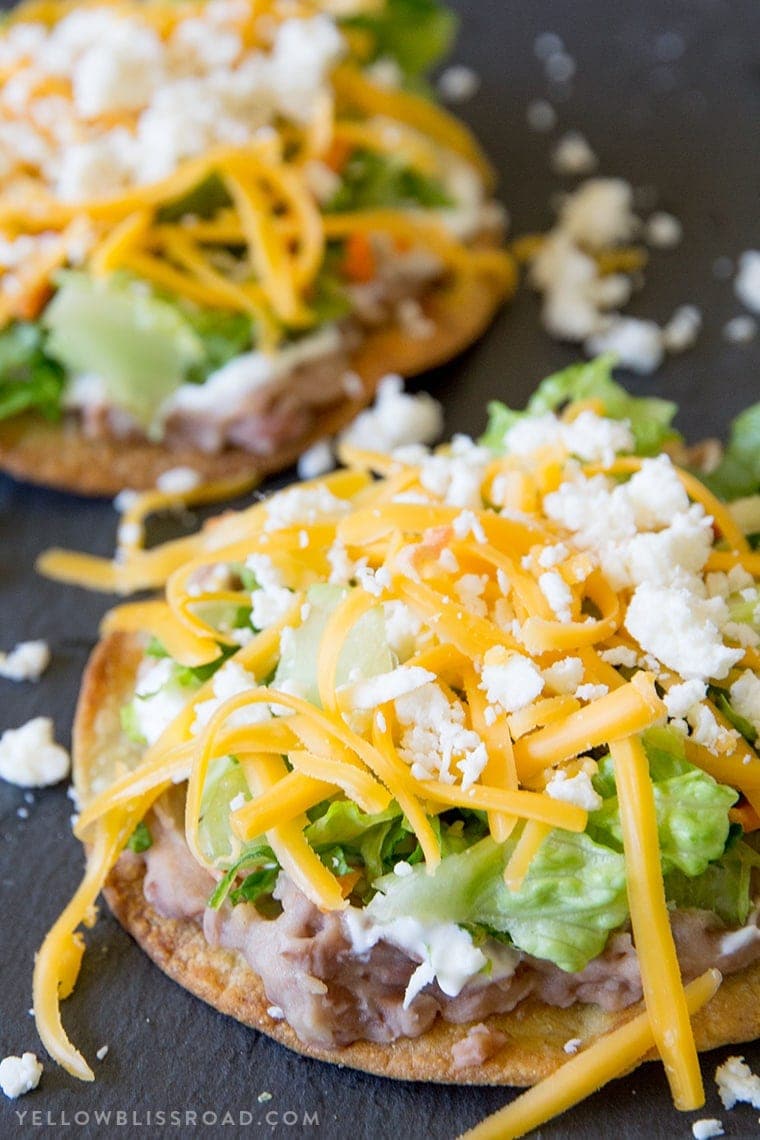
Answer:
[155,466,201,494]
[480,651,545,713]
[691,1121,723,1140]
[297,439,335,480]
[661,305,701,354]
[585,316,664,375]
[95,1045,109,1061]
[645,211,682,248]
[543,657,584,695]
[344,666,436,711]
[526,99,556,132]
[715,1055,760,1110]
[723,315,757,344]
[338,375,443,454]
[437,64,480,103]
[0,640,50,682]
[552,131,597,176]
[0,718,70,787]
[546,769,603,811]
[735,250,760,313]
[563,1038,582,1055]
[266,1006,284,1020]
[0,1053,42,1098]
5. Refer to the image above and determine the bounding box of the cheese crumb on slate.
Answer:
[526,99,556,132]
[0,1053,42,1098]
[437,65,480,103]
[723,315,757,344]
[552,131,597,176]
[691,1121,724,1140]
[0,718,70,787]
[338,375,443,454]
[586,316,664,374]
[0,640,50,682]
[715,1055,760,1109]
[645,211,683,248]
[734,250,760,313]
[661,305,702,353]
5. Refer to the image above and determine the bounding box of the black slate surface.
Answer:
[2,0,760,1136]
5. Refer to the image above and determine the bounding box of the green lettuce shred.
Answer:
[341,0,457,82]
[481,356,680,458]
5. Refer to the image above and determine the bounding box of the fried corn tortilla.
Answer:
[75,631,757,1087]
[0,271,505,497]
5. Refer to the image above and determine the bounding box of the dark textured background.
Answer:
[2,0,760,1136]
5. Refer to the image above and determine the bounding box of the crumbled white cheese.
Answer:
[266,1005,285,1020]
[395,682,486,787]
[544,50,575,84]
[526,98,556,132]
[723,315,757,344]
[735,250,760,314]
[691,1120,723,1140]
[479,650,545,713]
[645,211,682,249]
[455,573,489,618]
[419,435,490,510]
[264,483,350,531]
[625,584,743,681]
[0,1052,42,1098]
[452,509,487,544]
[538,570,573,622]
[0,718,70,787]
[338,374,443,454]
[383,601,423,662]
[586,316,664,374]
[95,1045,109,1061]
[191,660,266,734]
[437,64,480,103]
[537,542,569,569]
[563,1038,582,1055]
[729,672,760,741]
[664,679,707,719]
[559,179,637,250]
[715,1055,760,1110]
[503,409,633,467]
[543,657,584,695]
[575,683,608,702]
[245,554,293,630]
[546,769,603,811]
[0,640,50,682]
[661,304,701,353]
[296,440,335,481]
[599,646,638,668]
[343,666,436,711]
[155,466,201,494]
[533,32,564,60]
[552,131,597,176]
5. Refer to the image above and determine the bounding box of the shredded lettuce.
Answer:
[710,687,759,746]
[703,401,760,501]
[341,0,456,82]
[481,356,680,457]
[327,149,452,213]
[126,821,153,853]
[589,728,738,877]
[664,845,753,928]
[0,321,66,423]
[369,832,629,973]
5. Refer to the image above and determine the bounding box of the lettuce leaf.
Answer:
[327,148,452,213]
[589,729,737,877]
[703,402,760,501]
[481,356,680,457]
[0,321,66,423]
[370,833,629,973]
[341,0,456,81]
[664,845,753,927]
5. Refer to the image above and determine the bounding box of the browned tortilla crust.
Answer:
[0,271,506,497]
[77,633,760,1086]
